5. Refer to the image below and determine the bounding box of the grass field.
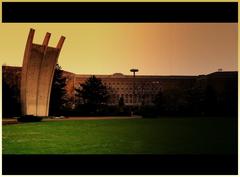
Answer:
[2,117,237,154]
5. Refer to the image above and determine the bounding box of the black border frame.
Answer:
[2,2,238,175]
[2,2,238,23]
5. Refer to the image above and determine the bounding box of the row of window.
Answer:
[115,87,132,90]
[114,87,161,91]
[103,82,161,86]
[111,96,153,104]
[112,94,156,99]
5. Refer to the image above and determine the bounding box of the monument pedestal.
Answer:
[17,115,43,122]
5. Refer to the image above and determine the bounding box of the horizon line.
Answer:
[2,64,238,77]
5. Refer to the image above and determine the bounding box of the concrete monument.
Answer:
[20,28,65,116]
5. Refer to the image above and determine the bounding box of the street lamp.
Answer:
[130,68,139,107]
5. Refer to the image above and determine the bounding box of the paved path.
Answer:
[2,116,142,125]
[2,119,18,125]
[44,116,141,121]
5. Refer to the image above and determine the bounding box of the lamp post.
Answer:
[73,75,76,109]
[130,69,139,112]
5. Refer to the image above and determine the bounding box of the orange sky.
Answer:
[0,23,237,75]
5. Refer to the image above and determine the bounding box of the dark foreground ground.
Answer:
[2,117,237,154]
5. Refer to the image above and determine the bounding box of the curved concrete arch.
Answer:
[20,29,65,116]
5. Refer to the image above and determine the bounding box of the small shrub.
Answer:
[17,115,43,122]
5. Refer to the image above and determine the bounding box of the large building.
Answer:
[69,73,196,106]
[61,70,237,108]
[2,65,237,109]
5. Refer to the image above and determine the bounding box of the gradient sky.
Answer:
[0,23,237,75]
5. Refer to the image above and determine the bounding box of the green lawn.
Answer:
[2,117,237,154]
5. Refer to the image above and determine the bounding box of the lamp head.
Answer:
[130,69,139,73]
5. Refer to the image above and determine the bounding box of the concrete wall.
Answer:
[36,47,60,116]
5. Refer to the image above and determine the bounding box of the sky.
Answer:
[0,23,237,75]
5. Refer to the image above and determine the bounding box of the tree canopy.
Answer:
[49,64,67,116]
[75,75,109,113]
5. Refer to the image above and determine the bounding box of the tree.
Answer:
[153,90,163,108]
[119,96,125,107]
[222,79,238,116]
[204,85,218,116]
[75,75,109,114]
[2,67,21,117]
[118,96,125,112]
[49,64,67,116]
[2,78,21,117]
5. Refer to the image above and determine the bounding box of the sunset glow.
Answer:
[0,23,237,75]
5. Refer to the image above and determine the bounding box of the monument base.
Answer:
[17,115,43,122]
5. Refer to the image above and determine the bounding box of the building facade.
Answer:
[2,65,237,109]
[66,73,197,106]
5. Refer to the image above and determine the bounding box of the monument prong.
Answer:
[56,36,65,51]
[42,32,51,46]
[28,29,35,43]
[24,28,35,58]
[20,28,35,115]
[42,32,51,54]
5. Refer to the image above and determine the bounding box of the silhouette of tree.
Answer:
[222,79,238,116]
[75,75,109,114]
[204,85,218,116]
[2,73,21,117]
[118,96,125,107]
[118,96,125,113]
[153,90,163,107]
[184,86,205,116]
[151,90,163,115]
[49,64,67,116]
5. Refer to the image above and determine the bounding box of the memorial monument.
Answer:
[20,28,65,117]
